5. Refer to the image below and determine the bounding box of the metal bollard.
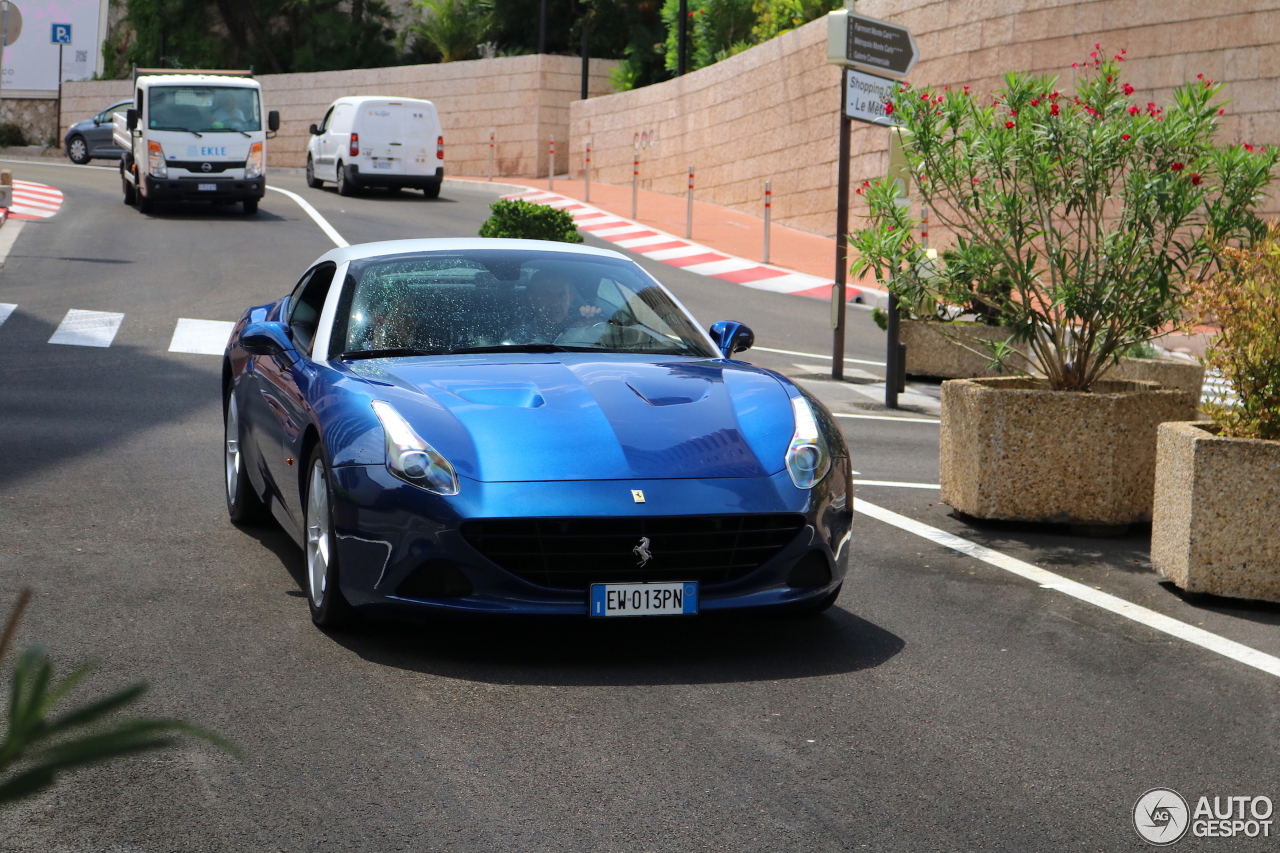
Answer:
[631,153,639,220]
[548,134,555,190]
[685,166,694,239]
[763,180,772,264]
[488,132,494,181]
[584,143,591,202]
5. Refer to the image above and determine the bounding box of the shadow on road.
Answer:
[1159,581,1280,627]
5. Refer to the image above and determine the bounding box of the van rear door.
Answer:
[404,103,440,178]
[358,101,406,176]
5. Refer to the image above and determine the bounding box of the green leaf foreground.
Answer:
[0,590,240,808]
[848,51,1280,392]
[479,199,585,243]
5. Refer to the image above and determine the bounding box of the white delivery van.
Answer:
[305,96,444,198]
[114,68,279,215]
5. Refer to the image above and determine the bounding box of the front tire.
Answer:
[336,161,356,197]
[305,449,355,628]
[243,199,259,215]
[305,155,323,189]
[137,193,154,214]
[224,393,272,525]
[793,584,842,617]
[67,136,91,165]
[121,163,136,205]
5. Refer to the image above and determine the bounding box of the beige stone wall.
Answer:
[570,0,1280,239]
[60,56,618,175]
[1,98,61,146]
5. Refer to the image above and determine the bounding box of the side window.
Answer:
[330,104,355,135]
[318,106,334,133]
[288,264,337,356]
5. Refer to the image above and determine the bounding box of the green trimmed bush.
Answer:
[478,199,584,243]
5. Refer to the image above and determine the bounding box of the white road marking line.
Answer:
[168,318,236,355]
[854,498,1280,680]
[641,245,709,260]
[834,412,940,424]
[266,186,349,248]
[0,157,115,171]
[585,225,642,237]
[681,258,757,276]
[49,309,125,347]
[0,303,15,326]
[854,479,941,489]
[0,220,25,265]
[755,344,886,367]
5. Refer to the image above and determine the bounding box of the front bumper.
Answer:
[143,175,265,201]
[328,463,853,618]
[346,164,443,190]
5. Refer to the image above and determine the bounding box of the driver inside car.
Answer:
[505,271,602,344]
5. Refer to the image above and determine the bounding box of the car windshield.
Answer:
[148,86,261,133]
[336,250,718,359]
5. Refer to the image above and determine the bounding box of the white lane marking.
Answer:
[854,479,941,489]
[265,186,349,248]
[641,245,710,261]
[754,344,886,367]
[0,157,115,171]
[834,413,941,424]
[0,303,15,326]
[854,498,1280,680]
[614,234,678,249]
[169,318,236,355]
[682,258,758,276]
[48,309,125,347]
[0,220,25,265]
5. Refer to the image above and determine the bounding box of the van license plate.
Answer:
[373,160,393,169]
[590,582,698,617]
[198,183,217,191]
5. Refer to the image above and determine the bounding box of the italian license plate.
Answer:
[198,183,217,191]
[373,160,392,169]
[590,582,697,617]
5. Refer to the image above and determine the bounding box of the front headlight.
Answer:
[245,141,264,179]
[785,394,831,489]
[371,400,459,495]
[147,140,167,178]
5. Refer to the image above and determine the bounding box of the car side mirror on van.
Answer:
[268,110,280,132]
[125,108,138,131]
[709,321,755,358]
[309,123,320,135]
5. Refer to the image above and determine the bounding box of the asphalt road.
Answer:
[2,160,1278,852]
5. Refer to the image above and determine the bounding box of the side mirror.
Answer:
[309,123,320,135]
[125,108,138,131]
[240,321,297,361]
[709,321,755,359]
[92,117,101,127]
[268,110,280,132]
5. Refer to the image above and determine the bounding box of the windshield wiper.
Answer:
[341,347,446,360]
[449,344,599,355]
[153,126,203,137]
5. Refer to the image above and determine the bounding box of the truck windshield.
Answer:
[148,86,261,133]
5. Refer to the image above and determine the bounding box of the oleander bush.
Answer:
[479,199,584,243]
[849,49,1280,391]
[1187,226,1280,440]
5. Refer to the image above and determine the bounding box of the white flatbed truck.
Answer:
[115,68,280,214]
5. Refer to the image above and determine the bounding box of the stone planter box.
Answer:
[1152,421,1280,602]
[940,377,1197,527]
[1107,356,1204,401]
[901,319,1023,379]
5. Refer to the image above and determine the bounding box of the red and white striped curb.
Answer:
[502,189,887,305]
[8,180,64,221]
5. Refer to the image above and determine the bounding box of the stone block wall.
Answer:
[570,0,1280,239]
[1,98,60,146]
[60,55,618,175]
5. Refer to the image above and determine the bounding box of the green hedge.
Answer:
[478,199,584,243]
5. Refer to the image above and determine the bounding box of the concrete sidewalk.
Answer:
[453,174,883,302]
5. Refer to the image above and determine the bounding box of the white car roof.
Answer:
[326,96,435,107]
[311,238,631,268]
[139,75,260,88]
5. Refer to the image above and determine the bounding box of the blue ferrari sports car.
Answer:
[222,239,852,627]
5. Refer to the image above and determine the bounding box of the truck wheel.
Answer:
[422,181,441,199]
[336,162,356,197]
[121,175,136,205]
[137,192,154,214]
[305,156,323,189]
[243,199,259,215]
[67,136,91,165]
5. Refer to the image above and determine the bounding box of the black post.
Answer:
[538,0,547,54]
[580,17,589,100]
[885,294,901,407]
[56,44,63,149]
[677,0,688,76]
[832,69,851,381]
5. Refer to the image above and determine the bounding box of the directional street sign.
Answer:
[51,23,71,44]
[843,67,903,127]
[826,10,918,78]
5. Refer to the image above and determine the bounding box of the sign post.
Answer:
[52,24,72,149]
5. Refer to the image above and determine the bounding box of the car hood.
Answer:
[354,356,796,482]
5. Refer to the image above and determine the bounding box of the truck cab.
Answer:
[115,69,280,214]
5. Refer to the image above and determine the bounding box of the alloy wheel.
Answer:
[225,396,242,503]
[306,460,332,607]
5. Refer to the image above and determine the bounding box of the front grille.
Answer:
[460,514,806,591]
[166,160,245,173]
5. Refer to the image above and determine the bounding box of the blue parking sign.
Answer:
[51,23,72,45]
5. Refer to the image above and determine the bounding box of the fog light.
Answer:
[786,551,832,588]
